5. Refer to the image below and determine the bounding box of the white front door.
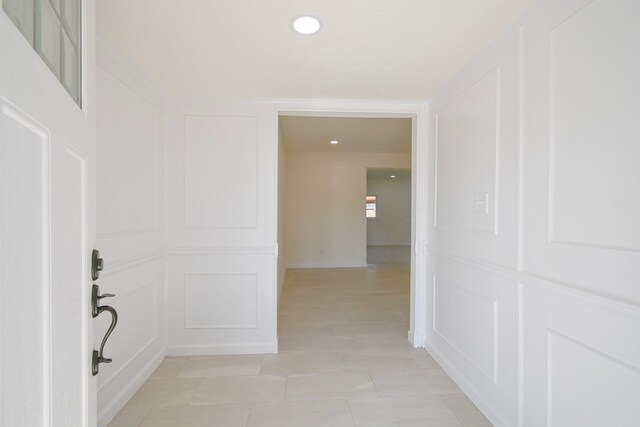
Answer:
[0,1,95,426]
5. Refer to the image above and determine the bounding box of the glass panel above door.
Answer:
[2,0,81,106]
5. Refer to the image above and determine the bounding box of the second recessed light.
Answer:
[330,140,339,145]
[292,16,322,35]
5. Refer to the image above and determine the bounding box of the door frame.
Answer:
[274,100,429,348]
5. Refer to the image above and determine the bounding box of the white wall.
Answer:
[425,0,640,426]
[165,100,277,355]
[366,176,411,246]
[95,41,166,426]
[285,151,411,268]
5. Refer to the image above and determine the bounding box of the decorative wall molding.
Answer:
[100,249,165,277]
[167,342,277,356]
[167,246,277,256]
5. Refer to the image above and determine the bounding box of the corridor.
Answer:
[108,247,491,426]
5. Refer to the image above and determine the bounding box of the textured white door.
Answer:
[0,4,95,427]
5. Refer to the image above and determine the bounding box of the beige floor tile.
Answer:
[337,350,419,371]
[107,408,150,427]
[124,379,201,409]
[330,321,408,336]
[113,248,480,427]
[260,351,340,375]
[370,368,463,397]
[355,335,413,351]
[148,357,188,381]
[140,403,250,426]
[443,394,494,427]
[277,336,290,352]
[290,310,348,324]
[247,399,354,427]
[288,335,359,352]
[176,354,263,378]
[409,348,442,369]
[189,375,286,405]
[342,311,404,323]
[286,371,377,401]
[279,321,333,336]
[349,395,460,426]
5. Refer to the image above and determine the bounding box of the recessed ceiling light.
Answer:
[390,175,396,178]
[291,15,322,35]
[330,140,339,145]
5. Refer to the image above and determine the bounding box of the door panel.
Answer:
[0,102,50,427]
[0,3,95,426]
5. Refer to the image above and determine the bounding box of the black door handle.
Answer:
[92,284,118,376]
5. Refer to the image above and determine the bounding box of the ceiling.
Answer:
[368,169,411,181]
[96,0,535,100]
[280,116,411,153]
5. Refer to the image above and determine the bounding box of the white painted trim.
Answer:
[408,330,426,348]
[167,342,277,356]
[100,249,165,277]
[167,246,276,256]
[273,99,429,357]
[287,263,369,269]
[97,348,166,427]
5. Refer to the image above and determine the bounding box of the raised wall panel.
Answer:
[95,44,166,427]
[521,281,640,427]
[426,254,517,427]
[96,270,160,388]
[184,115,258,229]
[166,101,275,247]
[185,274,258,329]
[548,0,640,252]
[167,253,276,355]
[548,332,640,426]
[433,276,496,382]
[521,0,640,301]
[96,259,165,425]
[1,105,49,427]
[428,34,518,268]
[435,69,498,234]
[97,66,158,237]
[95,51,164,268]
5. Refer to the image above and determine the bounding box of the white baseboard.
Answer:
[167,341,276,356]
[287,263,368,269]
[425,343,509,427]
[97,348,166,427]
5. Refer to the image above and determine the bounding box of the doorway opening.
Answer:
[366,168,412,267]
[276,111,420,351]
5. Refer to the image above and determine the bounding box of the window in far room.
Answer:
[366,195,377,218]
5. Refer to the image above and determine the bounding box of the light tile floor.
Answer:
[109,246,492,426]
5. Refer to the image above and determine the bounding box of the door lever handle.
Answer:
[92,284,118,376]
[92,284,115,317]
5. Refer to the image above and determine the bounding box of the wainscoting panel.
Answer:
[521,280,640,427]
[96,43,164,267]
[184,274,258,329]
[521,0,640,301]
[427,253,517,427]
[428,33,518,269]
[96,259,165,409]
[167,252,276,355]
[166,100,276,248]
[184,115,258,229]
[95,42,166,427]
